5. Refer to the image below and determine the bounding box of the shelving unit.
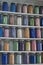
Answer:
[0,0,43,65]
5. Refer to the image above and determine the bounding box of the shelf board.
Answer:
[0,64,43,65]
[0,51,43,53]
[0,11,43,16]
[0,37,43,40]
[0,24,43,28]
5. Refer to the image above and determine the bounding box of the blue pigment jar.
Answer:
[10,3,16,12]
[2,2,9,11]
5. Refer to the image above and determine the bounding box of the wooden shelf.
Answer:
[0,24,43,28]
[1,64,43,65]
[0,51,43,53]
[0,11,43,16]
[0,37,43,40]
